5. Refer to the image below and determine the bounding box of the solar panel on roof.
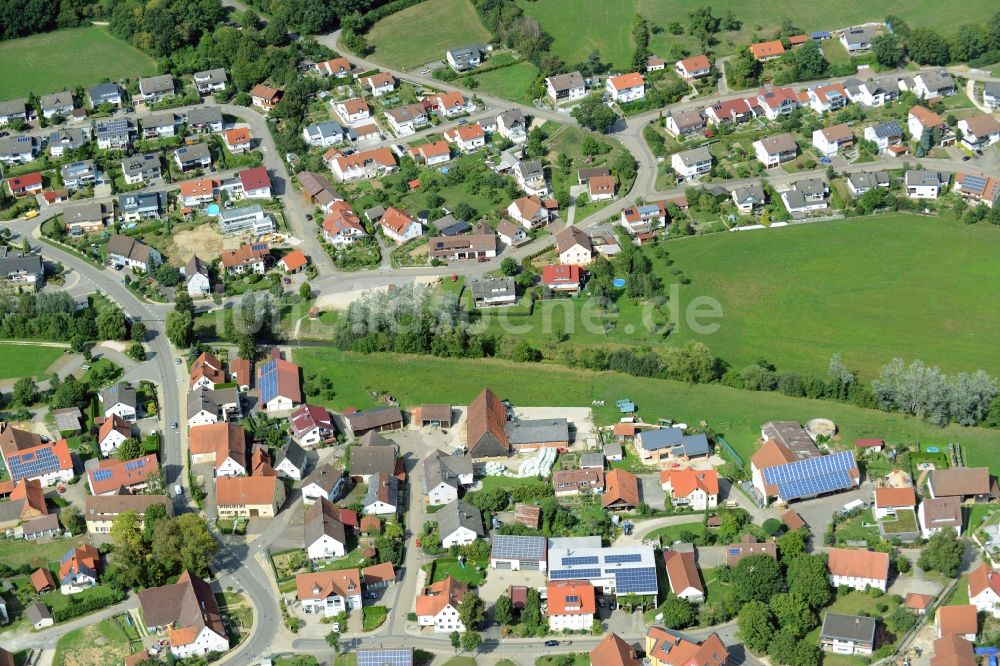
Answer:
[251,243,267,251]
[93,469,113,481]
[762,450,856,501]
[357,649,413,666]
[614,567,658,594]
[566,595,580,603]
[963,175,987,193]
[491,535,545,560]
[605,553,642,564]
[551,568,602,580]
[124,459,147,471]
[562,556,599,566]
[8,445,60,481]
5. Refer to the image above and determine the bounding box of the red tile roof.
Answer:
[58,543,100,581]
[380,207,416,235]
[415,575,467,617]
[855,438,885,448]
[827,547,889,582]
[280,249,308,272]
[31,567,56,592]
[603,468,640,508]
[678,55,710,73]
[969,562,1000,600]
[87,454,159,495]
[224,127,251,145]
[239,166,270,192]
[660,468,719,498]
[937,605,978,636]
[750,41,785,59]
[590,633,639,666]
[542,264,581,286]
[663,549,703,596]
[179,177,219,198]
[608,73,644,91]
[546,580,596,616]
[215,475,278,507]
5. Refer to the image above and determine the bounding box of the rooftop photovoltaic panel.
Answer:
[551,568,602,580]
[259,360,278,403]
[8,446,60,481]
[357,649,414,666]
[605,553,642,564]
[562,556,600,566]
[614,567,658,594]
[491,534,546,561]
[124,459,147,471]
[963,175,987,193]
[93,469,113,481]
[762,450,857,501]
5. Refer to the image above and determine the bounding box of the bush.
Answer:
[51,586,126,622]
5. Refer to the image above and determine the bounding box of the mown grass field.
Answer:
[0,26,157,99]
[53,616,136,666]
[293,348,1000,473]
[469,62,540,104]
[664,214,1000,379]
[518,0,1000,70]
[0,343,65,379]
[365,0,491,70]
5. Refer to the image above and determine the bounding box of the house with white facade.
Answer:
[605,73,645,103]
[297,569,362,617]
[905,171,948,199]
[545,72,586,103]
[423,451,474,506]
[969,563,1000,618]
[753,133,797,167]
[305,498,348,560]
[547,581,595,632]
[496,109,528,143]
[416,576,467,633]
[671,146,712,181]
[436,500,484,548]
[660,469,718,511]
[828,548,889,592]
[379,207,422,243]
[138,572,229,659]
[813,124,855,157]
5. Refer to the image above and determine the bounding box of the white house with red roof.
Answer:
[98,414,132,456]
[290,404,336,447]
[237,167,271,199]
[360,72,396,97]
[410,141,451,166]
[660,469,719,511]
[5,172,43,198]
[322,203,368,247]
[828,548,889,592]
[326,147,397,182]
[620,202,667,234]
[542,264,583,292]
[756,87,799,120]
[606,73,645,103]
[444,124,485,153]
[675,55,711,79]
[87,455,158,496]
[315,57,352,78]
[379,207,423,243]
[872,487,916,520]
[705,98,756,125]
[333,98,370,126]
[258,348,302,414]
[808,83,849,114]
[969,563,1000,618]
[547,581,596,631]
[434,92,470,117]
[507,195,550,229]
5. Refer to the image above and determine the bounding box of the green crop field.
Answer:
[518,0,999,71]
[293,348,1000,473]
[0,343,65,380]
[0,26,157,99]
[365,0,490,70]
[664,214,1000,379]
[469,62,540,104]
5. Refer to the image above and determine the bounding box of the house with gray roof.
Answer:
[423,451,474,506]
[635,428,711,464]
[781,178,829,214]
[302,464,347,505]
[469,276,516,307]
[95,119,134,150]
[820,613,876,656]
[0,99,27,125]
[732,184,766,214]
[840,26,878,53]
[25,601,52,629]
[107,232,161,270]
[437,499,485,547]
[671,146,712,181]
[362,472,399,516]
[187,387,241,427]
[184,255,211,297]
[117,192,162,224]
[63,201,108,234]
[305,497,347,560]
[446,44,486,71]
[847,171,890,197]
[121,153,162,185]
[303,120,346,147]
[504,418,569,451]
[185,106,223,133]
[0,135,37,165]
[985,82,1000,109]
[100,383,137,421]
[546,71,586,103]
[863,120,904,153]
[173,143,212,171]
[60,160,97,190]
[142,112,178,138]
[48,127,89,157]
[274,440,308,480]
[350,446,398,483]
[136,75,175,104]
[39,91,74,119]
[905,170,948,199]
[87,83,123,108]
[907,70,956,100]
[0,248,44,290]
[193,68,228,94]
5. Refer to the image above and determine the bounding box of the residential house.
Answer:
[909,105,944,142]
[555,225,593,266]
[872,487,917,519]
[969,563,1000,618]
[469,276,517,307]
[63,201,108,233]
[100,383,136,421]
[5,172,42,198]
[507,195,551,229]
[326,147,396,182]
[542,264,583,293]
[31,568,56,593]
[841,25,878,53]
[434,91,470,118]
[0,99,27,125]
[188,423,246,473]
[250,84,282,112]
[732,184,766,214]
[345,406,403,439]
[349,444,399,488]
[552,468,604,496]
[193,68,227,94]
[237,166,271,199]
[905,593,934,616]
[274,440,308,480]
[675,55,711,79]
[117,192,162,224]
[663,548,704,602]
[143,112,177,139]
[606,73,645,103]
[437,500,484,548]
[423,451,474,506]
[216,475,285,518]
[138,571,229,658]
[84,493,171,534]
[217,205,274,236]
[278,248,308,273]
[47,128,89,157]
[984,82,1000,109]
[301,464,347,505]
[297,569,362,617]
[0,250,44,290]
[58,544,101,594]
[847,171,891,197]
[446,45,485,71]
[428,228,497,262]
[121,154,161,185]
[928,467,998,502]
[186,106,223,133]
[223,127,251,153]
[753,133,797,167]
[936,605,978,641]
[60,160,97,190]
[384,104,428,136]
[303,120,345,147]
[959,114,1000,151]
[348,123,382,143]
[725,534,777,567]
[545,72,586,103]
[322,202,368,246]
[813,123,854,156]
[25,602,53,630]
[918,497,962,539]
[666,110,705,138]
[588,175,616,201]
[416,576,467,632]
[187,387,242,427]
[932,634,977,666]
[136,75,175,104]
[602,468,640,510]
[635,428,711,465]
[620,201,668,233]
[0,136,38,164]
[444,124,486,153]
[87,455,158,495]
[865,120,904,154]
[0,478,47,529]
[95,119,133,150]
[781,178,829,214]
[173,144,212,171]
[705,97,755,125]
[645,626,727,666]
[191,352,225,390]
[546,581,595,631]
[379,206,422,243]
[591,633,640,666]
[39,92,74,119]
[906,70,957,99]
[905,171,948,199]
[362,472,399,516]
[750,439,860,504]
[821,613,877,656]
[359,72,396,97]
[178,177,218,207]
[333,98,370,126]
[671,146,712,181]
[827,547,889,592]
[954,173,1000,207]
[843,77,898,107]
[496,109,528,143]
[257,348,301,414]
[183,255,210,297]
[750,40,785,61]
[297,171,342,210]
[314,57,352,77]
[410,140,451,166]
[660,468,718,510]
[305,498,347,560]
[756,86,799,119]
[513,159,548,196]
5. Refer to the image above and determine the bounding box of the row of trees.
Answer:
[0,0,101,40]
[874,14,1000,68]
[873,358,998,426]
[0,289,131,345]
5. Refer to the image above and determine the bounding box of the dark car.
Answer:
[963,156,971,161]
[306,214,313,221]
[544,640,560,647]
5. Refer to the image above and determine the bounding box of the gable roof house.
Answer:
[605,73,645,103]
[546,580,596,631]
[5,172,43,198]
[513,159,549,196]
[423,451,474,506]
[750,40,785,61]
[0,99,27,125]
[301,464,347,506]
[274,440,308,480]
[732,184,767,215]
[349,445,399,484]
[121,153,161,185]
[193,68,228,94]
[362,472,399,516]
[864,120,905,153]
[507,195,552,229]
[603,468,640,510]
[100,383,137,421]
[918,496,962,539]
[542,264,583,292]
[753,133,798,167]
[0,479,48,529]
[297,569,363,617]
[663,548,704,602]
[220,242,269,276]
[905,170,949,199]
[545,71,586,102]
[95,118,134,150]
[552,468,605,496]
[781,178,829,215]
[59,164,98,195]
[59,544,101,594]
[384,103,428,136]
[360,72,396,97]
[646,626,727,666]
[635,428,711,466]
[87,454,158,496]
[315,57,353,77]
[305,497,348,560]
[303,120,346,148]
[840,25,878,53]
[190,351,224,390]
[216,474,285,518]
[187,387,242,427]
[496,108,528,143]
[136,75,175,104]
[173,143,212,172]
[909,105,945,141]
[466,388,511,459]
[725,533,777,567]
[660,468,719,510]
[0,135,38,165]
[666,110,706,138]
[813,123,855,157]
[345,406,403,439]
[828,547,889,592]
[250,84,282,112]
[326,147,397,182]
[676,54,711,79]
[969,562,1000,619]
[620,201,669,233]
[117,192,162,224]
[555,225,593,266]
[958,114,1000,151]
[906,70,956,99]
[39,91,74,119]
[416,576,468,632]
[705,97,756,125]
[671,146,712,181]
[289,404,335,447]
[444,123,486,153]
[322,201,368,246]
[756,86,799,119]
[433,91,470,118]
[257,348,301,414]
[847,171,891,197]
[0,248,43,290]
[447,44,485,71]
[936,604,978,641]
[592,633,640,666]
[139,571,229,658]
[185,105,223,133]
[47,127,89,157]
[436,499,484,547]
[821,612,877,656]
[84,493,171,534]
[223,127,251,153]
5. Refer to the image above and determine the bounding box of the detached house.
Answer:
[646,626,727,666]
[756,86,799,119]
[301,464,347,505]
[928,467,998,502]
[821,613,877,656]
[221,243,269,276]
[250,84,282,112]
[5,172,42,198]
[843,77,898,107]
[410,140,451,166]
[663,548,704,602]
[959,114,1000,151]
[864,120,905,154]
[95,119,134,150]
[546,71,586,103]
[121,154,161,185]
[513,159,548,196]
[322,202,368,246]
[444,124,486,153]
[781,178,829,214]
[257,348,302,414]
[732,184,766,215]
[216,475,285,518]
[379,206,423,243]
[705,97,755,125]
[362,472,399,516]
[984,81,1000,109]
[547,581,596,631]
[384,104,428,136]
[416,576,467,632]
[0,136,38,165]
[39,92,74,119]
[173,144,212,172]
[827,547,889,592]
[675,55,711,79]
[136,75,175,104]
[954,173,1000,208]
[100,383,137,421]
[224,127,251,153]
[193,68,227,94]
[297,569,362,617]
[315,57,352,77]
[0,99,27,125]
[660,469,718,510]
[969,563,1000,619]
[436,500,485,547]
[918,497,962,538]
[47,128,89,157]
[326,147,396,182]
[813,123,854,156]
[904,170,948,199]
[434,92,469,117]
[117,192,161,224]
[60,160,97,190]
[620,201,668,233]
[555,225,593,266]
[665,110,705,138]
[447,44,485,71]
[841,25,878,53]
[237,166,272,199]
[753,133,798,167]
[671,146,712,181]
[360,73,396,97]
[908,105,944,142]
[423,451,474,506]
[305,498,348,560]
[274,440,308,480]
[605,73,645,103]
[58,544,101,594]
[138,572,228,659]
[905,70,956,99]
[496,108,528,143]
[334,98,370,126]
[63,201,108,233]
[290,404,335,447]
[750,40,785,62]
[303,120,345,148]
[507,195,551,229]
[847,171,891,197]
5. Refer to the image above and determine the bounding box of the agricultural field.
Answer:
[0,343,65,380]
[517,0,999,70]
[293,348,1000,473]
[365,0,490,70]
[0,26,157,99]
[663,214,1000,379]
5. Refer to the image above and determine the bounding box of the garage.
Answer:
[490,534,548,572]
[493,560,512,570]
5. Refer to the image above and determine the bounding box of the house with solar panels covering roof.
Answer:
[750,430,860,505]
[491,534,548,571]
[257,348,302,414]
[546,537,658,599]
[0,425,73,487]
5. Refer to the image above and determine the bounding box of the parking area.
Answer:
[637,474,666,509]
[476,565,547,607]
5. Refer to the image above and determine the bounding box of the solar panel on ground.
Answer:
[614,567,657,594]
[551,568,602,580]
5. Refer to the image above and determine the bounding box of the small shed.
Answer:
[418,404,453,428]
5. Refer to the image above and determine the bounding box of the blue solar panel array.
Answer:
[605,553,642,564]
[963,175,987,193]
[124,459,147,471]
[762,450,857,501]
[562,556,599,566]
[551,568,602,580]
[614,567,657,594]
[357,649,413,666]
[8,446,60,481]
[259,359,278,404]
[93,469,113,481]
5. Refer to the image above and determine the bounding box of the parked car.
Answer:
[544,640,560,647]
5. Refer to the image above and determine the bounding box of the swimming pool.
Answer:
[206,203,220,215]
[612,278,626,288]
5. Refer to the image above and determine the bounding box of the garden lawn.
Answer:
[293,348,1000,474]
[52,617,134,666]
[365,0,490,70]
[663,214,1000,379]
[469,62,540,105]
[430,557,487,586]
[362,605,389,631]
[0,537,84,570]
[536,655,588,666]
[0,343,65,380]
[644,521,705,545]
[0,27,157,99]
